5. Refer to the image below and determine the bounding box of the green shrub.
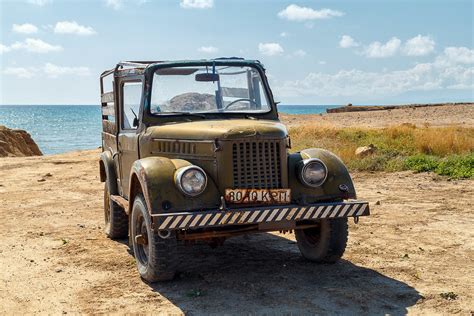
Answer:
[404,155,439,172]
[403,154,473,178]
[436,154,474,178]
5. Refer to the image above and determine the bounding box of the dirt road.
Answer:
[0,149,472,314]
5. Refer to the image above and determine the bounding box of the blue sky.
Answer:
[0,0,473,105]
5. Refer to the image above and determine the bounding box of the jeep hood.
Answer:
[143,119,288,140]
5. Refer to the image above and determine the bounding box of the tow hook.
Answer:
[158,230,172,239]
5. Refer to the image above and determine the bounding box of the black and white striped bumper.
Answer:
[153,200,369,231]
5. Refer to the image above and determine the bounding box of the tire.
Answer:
[131,194,177,282]
[295,218,348,263]
[104,183,128,239]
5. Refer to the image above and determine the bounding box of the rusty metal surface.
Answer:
[225,188,291,204]
[110,194,129,211]
[100,59,363,225]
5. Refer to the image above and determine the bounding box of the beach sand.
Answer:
[280,103,474,128]
[0,104,472,314]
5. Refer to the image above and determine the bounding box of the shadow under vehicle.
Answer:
[99,58,370,282]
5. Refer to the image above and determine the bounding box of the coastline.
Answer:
[325,102,473,113]
[281,102,474,128]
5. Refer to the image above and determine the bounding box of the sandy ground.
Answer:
[280,103,474,128]
[0,148,472,315]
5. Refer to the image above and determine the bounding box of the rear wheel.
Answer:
[131,194,177,282]
[295,218,348,263]
[104,183,128,239]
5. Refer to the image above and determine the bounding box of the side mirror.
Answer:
[195,73,220,82]
[133,117,139,128]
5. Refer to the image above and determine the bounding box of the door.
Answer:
[118,80,143,198]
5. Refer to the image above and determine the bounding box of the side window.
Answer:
[122,81,142,130]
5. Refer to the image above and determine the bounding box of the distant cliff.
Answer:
[0,126,42,157]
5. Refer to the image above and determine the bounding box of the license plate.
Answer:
[225,188,291,204]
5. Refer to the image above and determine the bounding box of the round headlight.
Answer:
[299,158,327,187]
[175,166,207,196]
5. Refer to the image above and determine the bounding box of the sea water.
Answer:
[0,104,336,155]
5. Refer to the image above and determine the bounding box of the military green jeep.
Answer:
[99,58,369,282]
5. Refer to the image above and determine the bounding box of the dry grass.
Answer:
[289,124,474,177]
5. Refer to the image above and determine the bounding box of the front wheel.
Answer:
[295,218,348,263]
[131,194,177,282]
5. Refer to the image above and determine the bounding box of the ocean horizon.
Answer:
[0,104,339,155]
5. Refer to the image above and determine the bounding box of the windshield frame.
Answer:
[142,60,278,123]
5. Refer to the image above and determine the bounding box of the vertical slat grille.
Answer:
[232,140,282,189]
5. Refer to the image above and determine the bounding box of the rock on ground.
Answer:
[0,125,42,157]
[355,144,377,157]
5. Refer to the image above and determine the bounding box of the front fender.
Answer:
[288,148,356,204]
[128,157,221,215]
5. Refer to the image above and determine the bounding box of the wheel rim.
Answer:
[134,212,149,266]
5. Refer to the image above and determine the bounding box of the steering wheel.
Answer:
[224,98,258,109]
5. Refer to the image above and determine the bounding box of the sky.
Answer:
[0,0,473,105]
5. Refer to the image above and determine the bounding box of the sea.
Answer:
[0,104,338,155]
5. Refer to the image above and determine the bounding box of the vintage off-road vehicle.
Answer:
[99,58,369,282]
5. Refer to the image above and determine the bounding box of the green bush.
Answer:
[436,154,474,178]
[403,154,473,178]
[404,155,439,172]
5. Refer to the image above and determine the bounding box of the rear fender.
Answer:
[99,150,118,195]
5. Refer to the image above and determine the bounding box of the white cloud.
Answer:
[280,32,289,37]
[105,0,122,10]
[318,60,326,65]
[180,0,213,9]
[258,43,284,56]
[104,0,148,10]
[339,35,359,48]
[198,46,218,53]
[10,38,63,53]
[27,0,52,6]
[275,49,474,99]
[278,4,344,21]
[43,63,90,78]
[54,21,96,36]
[362,37,401,58]
[12,23,38,34]
[2,63,91,79]
[441,46,474,64]
[402,35,435,56]
[3,67,36,79]
[0,44,11,54]
[293,49,307,57]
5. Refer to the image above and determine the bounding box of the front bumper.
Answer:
[153,200,369,231]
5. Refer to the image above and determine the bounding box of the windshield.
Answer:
[150,65,271,115]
